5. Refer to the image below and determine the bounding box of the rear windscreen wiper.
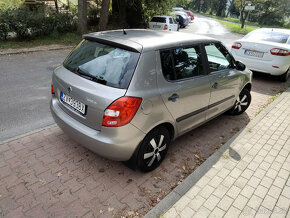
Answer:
[75,67,107,85]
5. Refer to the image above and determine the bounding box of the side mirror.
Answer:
[235,61,246,71]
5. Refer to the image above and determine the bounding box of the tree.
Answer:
[78,0,87,34]
[234,0,259,28]
[98,0,110,31]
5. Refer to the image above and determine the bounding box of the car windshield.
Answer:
[244,30,290,44]
[151,17,166,23]
[63,40,140,89]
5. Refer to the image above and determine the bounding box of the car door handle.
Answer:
[168,93,179,102]
[212,82,218,89]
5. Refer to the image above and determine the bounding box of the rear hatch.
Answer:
[52,39,141,131]
[234,40,289,61]
[149,17,167,30]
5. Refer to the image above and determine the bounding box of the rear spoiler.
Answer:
[83,35,142,53]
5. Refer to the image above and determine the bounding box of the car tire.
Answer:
[280,68,290,82]
[137,126,170,172]
[228,89,251,115]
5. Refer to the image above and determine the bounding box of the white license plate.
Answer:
[244,50,264,58]
[153,25,161,28]
[60,92,86,115]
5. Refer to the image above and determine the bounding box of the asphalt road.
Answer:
[0,50,70,141]
[0,15,244,142]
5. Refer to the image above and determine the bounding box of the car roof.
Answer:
[151,15,171,18]
[84,29,218,53]
[252,28,290,34]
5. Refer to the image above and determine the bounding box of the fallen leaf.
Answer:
[99,168,105,173]
[99,210,104,214]
[126,179,133,183]
[57,172,62,177]
[108,207,114,212]
[128,211,134,216]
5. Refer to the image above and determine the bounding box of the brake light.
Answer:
[183,19,185,23]
[51,84,55,94]
[164,24,168,30]
[270,48,290,56]
[102,97,142,127]
[232,42,242,49]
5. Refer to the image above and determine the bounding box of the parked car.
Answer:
[231,28,290,82]
[51,30,252,171]
[185,10,194,20]
[148,16,179,31]
[173,11,191,24]
[174,14,189,28]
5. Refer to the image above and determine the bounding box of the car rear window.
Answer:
[63,40,140,89]
[244,31,289,44]
[151,17,166,23]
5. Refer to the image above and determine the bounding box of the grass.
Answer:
[0,32,82,50]
[217,20,258,35]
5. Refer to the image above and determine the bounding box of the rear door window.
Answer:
[150,17,166,23]
[63,40,140,89]
[169,18,173,24]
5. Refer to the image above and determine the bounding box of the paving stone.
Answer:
[192,206,211,218]
[173,195,191,213]
[223,206,241,218]
[188,195,206,211]
[247,195,263,210]
[203,195,220,211]
[208,207,225,218]
[240,185,255,199]
[217,195,233,211]
[199,185,215,199]
[254,185,268,199]
[268,185,282,199]
[164,208,180,218]
[232,195,248,210]
[261,195,277,211]
[179,206,195,218]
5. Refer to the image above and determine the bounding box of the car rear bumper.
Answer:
[50,97,145,161]
[232,53,289,76]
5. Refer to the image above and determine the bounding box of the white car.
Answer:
[148,16,179,31]
[231,28,290,81]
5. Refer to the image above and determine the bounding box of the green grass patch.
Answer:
[217,20,258,35]
[0,32,81,50]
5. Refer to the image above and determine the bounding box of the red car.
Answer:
[185,11,194,20]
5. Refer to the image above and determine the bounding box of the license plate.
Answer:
[60,92,86,115]
[244,50,264,58]
[153,25,161,28]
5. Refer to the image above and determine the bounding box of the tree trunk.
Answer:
[54,0,59,13]
[78,0,87,34]
[98,0,110,31]
[226,0,234,17]
[240,10,248,29]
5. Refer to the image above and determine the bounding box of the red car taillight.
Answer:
[182,19,185,23]
[51,84,55,94]
[232,42,242,49]
[270,48,290,56]
[102,97,142,127]
[164,24,168,30]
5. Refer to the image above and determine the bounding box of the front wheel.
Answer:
[137,127,170,172]
[228,89,251,115]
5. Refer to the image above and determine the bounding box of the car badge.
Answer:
[67,86,72,94]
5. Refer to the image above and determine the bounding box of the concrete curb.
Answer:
[0,124,57,145]
[145,86,290,218]
[0,46,74,56]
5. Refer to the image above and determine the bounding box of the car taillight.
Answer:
[232,42,242,49]
[102,97,142,127]
[182,19,185,23]
[270,48,290,56]
[51,84,55,94]
[147,23,149,29]
[164,24,168,30]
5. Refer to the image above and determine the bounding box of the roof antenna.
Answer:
[123,29,127,35]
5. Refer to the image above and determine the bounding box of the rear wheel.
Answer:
[228,89,251,115]
[137,127,170,172]
[280,68,290,82]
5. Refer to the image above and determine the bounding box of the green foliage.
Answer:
[218,20,258,34]
[0,7,77,41]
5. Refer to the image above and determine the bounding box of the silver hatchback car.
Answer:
[51,29,252,171]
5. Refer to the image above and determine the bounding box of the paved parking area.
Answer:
[0,76,289,217]
[162,87,290,218]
